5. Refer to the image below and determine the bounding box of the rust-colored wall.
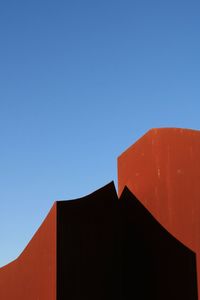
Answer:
[0,203,56,300]
[118,128,200,296]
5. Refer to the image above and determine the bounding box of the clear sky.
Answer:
[0,0,200,266]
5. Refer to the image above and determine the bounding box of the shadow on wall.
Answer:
[0,182,198,299]
[57,182,198,300]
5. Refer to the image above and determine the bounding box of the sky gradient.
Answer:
[0,0,200,266]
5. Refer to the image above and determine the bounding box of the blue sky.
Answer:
[0,0,200,266]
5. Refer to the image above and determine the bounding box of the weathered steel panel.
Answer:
[0,203,56,299]
[118,128,200,296]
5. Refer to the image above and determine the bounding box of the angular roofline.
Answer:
[118,127,200,160]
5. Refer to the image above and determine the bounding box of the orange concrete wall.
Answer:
[118,128,200,296]
[0,203,57,300]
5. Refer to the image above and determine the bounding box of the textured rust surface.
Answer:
[0,180,198,299]
[0,203,56,300]
[118,128,200,296]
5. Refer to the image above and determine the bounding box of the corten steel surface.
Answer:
[118,128,200,296]
[0,203,56,300]
[0,182,197,299]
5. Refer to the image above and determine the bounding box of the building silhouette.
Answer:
[0,128,199,299]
